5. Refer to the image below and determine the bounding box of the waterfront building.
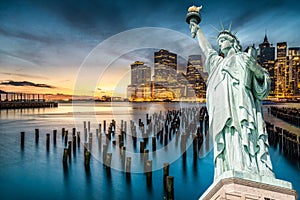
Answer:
[259,34,276,96]
[130,61,151,85]
[288,47,300,95]
[275,42,288,97]
[188,55,204,72]
[186,55,207,98]
[127,61,151,100]
[153,49,177,86]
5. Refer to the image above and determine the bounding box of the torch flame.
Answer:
[188,5,202,13]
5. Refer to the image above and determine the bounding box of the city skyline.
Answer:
[1,0,300,98]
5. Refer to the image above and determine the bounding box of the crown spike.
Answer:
[220,21,225,31]
[228,22,232,32]
[210,24,221,33]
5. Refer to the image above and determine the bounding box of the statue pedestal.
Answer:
[199,171,298,200]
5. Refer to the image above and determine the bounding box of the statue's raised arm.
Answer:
[186,5,213,57]
[190,22,213,57]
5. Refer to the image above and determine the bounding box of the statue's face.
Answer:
[218,35,233,55]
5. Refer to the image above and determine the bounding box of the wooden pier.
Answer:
[0,91,58,109]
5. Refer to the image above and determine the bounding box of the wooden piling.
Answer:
[62,128,65,138]
[64,130,68,146]
[106,132,111,140]
[166,176,174,200]
[144,149,149,166]
[163,163,169,188]
[106,153,112,169]
[121,146,126,167]
[146,160,152,179]
[98,133,102,148]
[35,129,39,143]
[20,131,25,147]
[99,123,102,134]
[53,130,57,145]
[121,120,124,132]
[118,134,124,148]
[77,132,81,147]
[103,120,106,132]
[83,121,86,130]
[152,137,156,152]
[160,129,163,144]
[67,141,72,157]
[73,135,76,152]
[103,144,108,163]
[164,131,168,146]
[181,134,186,158]
[124,121,127,134]
[123,156,130,172]
[63,148,68,165]
[204,115,209,135]
[84,146,91,167]
[140,141,145,153]
[84,128,87,142]
[72,128,76,136]
[193,134,197,158]
[46,133,50,150]
[88,133,92,150]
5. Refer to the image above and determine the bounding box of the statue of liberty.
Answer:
[187,6,274,180]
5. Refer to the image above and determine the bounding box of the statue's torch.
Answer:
[186,5,202,38]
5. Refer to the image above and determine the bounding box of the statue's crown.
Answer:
[218,30,238,41]
[212,22,239,42]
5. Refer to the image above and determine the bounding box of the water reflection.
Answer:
[1,102,300,199]
[146,176,152,192]
[63,163,69,184]
[85,165,91,186]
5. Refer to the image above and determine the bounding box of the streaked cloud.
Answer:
[0,80,56,89]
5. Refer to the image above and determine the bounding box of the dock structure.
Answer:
[265,106,300,163]
[0,91,58,109]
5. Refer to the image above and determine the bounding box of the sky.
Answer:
[0,0,300,98]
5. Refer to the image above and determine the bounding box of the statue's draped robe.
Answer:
[205,49,274,180]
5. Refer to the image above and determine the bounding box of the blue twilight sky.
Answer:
[0,0,300,96]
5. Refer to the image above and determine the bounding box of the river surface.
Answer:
[0,102,299,199]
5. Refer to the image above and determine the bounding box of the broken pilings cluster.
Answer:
[270,106,300,127]
[19,106,212,200]
[266,121,300,163]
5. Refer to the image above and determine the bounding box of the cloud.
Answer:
[0,27,62,44]
[0,72,48,80]
[0,80,56,89]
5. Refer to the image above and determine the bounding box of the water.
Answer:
[0,102,299,199]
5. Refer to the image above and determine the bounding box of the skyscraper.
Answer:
[259,34,275,64]
[288,47,300,95]
[186,55,207,98]
[127,61,151,100]
[259,34,275,96]
[130,61,151,85]
[275,42,288,97]
[188,55,204,72]
[153,49,177,86]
